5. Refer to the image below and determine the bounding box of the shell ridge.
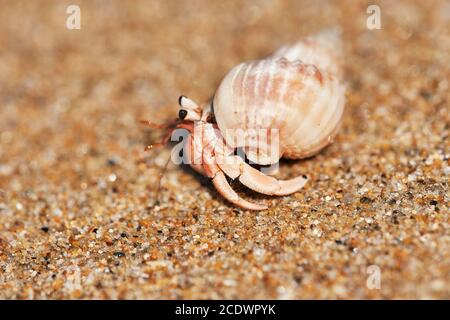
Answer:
[305,78,338,145]
[260,60,275,129]
[284,68,329,150]
[291,75,331,148]
[312,80,345,145]
[281,63,314,150]
[253,60,266,132]
[268,61,291,152]
[241,62,253,135]
[269,59,305,155]
[260,59,277,130]
[229,63,246,134]
[213,29,345,162]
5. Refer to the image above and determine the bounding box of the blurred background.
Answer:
[0,0,448,299]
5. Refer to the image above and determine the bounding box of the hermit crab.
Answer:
[142,30,346,210]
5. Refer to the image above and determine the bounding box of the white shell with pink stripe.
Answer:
[213,30,346,165]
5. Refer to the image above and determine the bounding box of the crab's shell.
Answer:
[212,30,346,165]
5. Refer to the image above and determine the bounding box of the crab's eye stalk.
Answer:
[178,95,201,121]
[179,96,198,109]
[178,109,188,120]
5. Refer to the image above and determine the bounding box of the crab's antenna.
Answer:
[141,117,182,151]
[152,151,173,207]
[144,129,174,151]
[140,118,179,129]
[140,117,180,207]
[140,98,195,207]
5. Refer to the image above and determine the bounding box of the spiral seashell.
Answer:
[213,29,346,165]
[272,29,344,78]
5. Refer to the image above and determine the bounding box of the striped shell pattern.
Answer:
[213,30,346,165]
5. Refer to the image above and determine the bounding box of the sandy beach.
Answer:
[0,0,448,299]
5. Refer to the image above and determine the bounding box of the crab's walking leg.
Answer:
[185,134,207,176]
[216,154,308,196]
[212,171,268,211]
[202,151,267,211]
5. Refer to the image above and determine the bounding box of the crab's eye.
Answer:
[178,95,186,106]
[178,109,188,120]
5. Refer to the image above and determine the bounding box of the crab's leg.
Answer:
[216,154,308,196]
[185,134,207,176]
[202,152,267,211]
[211,171,268,211]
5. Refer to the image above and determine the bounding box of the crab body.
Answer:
[144,30,345,210]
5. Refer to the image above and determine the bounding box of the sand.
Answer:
[0,0,448,299]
